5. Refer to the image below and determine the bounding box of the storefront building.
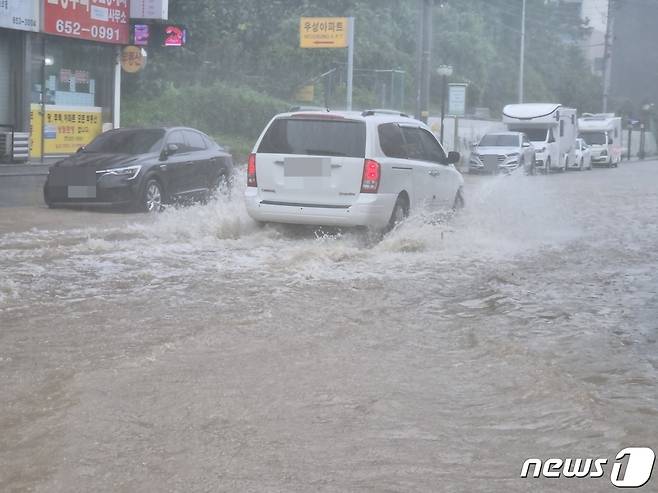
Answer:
[1,0,129,160]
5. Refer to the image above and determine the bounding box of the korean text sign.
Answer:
[44,0,130,44]
[0,0,39,32]
[300,17,348,48]
[30,104,103,157]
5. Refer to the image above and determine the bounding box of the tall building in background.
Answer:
[581,0,609,74]
[610,0,658,115]
[562,0,609,74]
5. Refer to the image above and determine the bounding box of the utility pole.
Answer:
[346,17,355,110]
[518,0,526,103]
[415,0,433,123]
[602,0,615,113]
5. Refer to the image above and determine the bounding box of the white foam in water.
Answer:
[0,169,584,305]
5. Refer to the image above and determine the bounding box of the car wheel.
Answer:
[545,157,551,174]
[386,194,409,232]
[141,178,164,213]
[453,187,465,210]
[579,158,584,171]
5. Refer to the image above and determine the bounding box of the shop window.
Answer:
[31,36,113,111]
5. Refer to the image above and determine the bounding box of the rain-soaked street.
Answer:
[1,161,657,492]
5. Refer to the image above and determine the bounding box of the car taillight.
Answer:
[247,153,257,187]
[360,159,380,193]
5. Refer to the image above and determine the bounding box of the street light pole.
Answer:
[437,65,453,144]
[518,0,526,103]
[602,0,615,113]
[346,17,355,111]
[440,74,447,143]
[415,0,433,123]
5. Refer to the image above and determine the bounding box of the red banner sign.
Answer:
[44,0,130,45]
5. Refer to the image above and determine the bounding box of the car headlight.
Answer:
[600,150,608,156]
[96,165,141,180]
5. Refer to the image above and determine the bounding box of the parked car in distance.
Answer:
[469,131,535,174]
[578,113,622,167]
[43,127,233,212]
[244,109,464,231]
[570,138,592,171]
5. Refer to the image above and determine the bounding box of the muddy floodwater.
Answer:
[1,162,657,492]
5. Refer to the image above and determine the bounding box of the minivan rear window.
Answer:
[258,118,366,158]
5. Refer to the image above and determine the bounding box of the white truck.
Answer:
[577,113,622,167]
[502,103,578,172]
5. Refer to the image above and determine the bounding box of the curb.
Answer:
[0,172,49,177]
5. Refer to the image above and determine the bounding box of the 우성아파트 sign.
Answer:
[300,17,348,48]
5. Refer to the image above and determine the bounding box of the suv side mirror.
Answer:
[445,151,460,164]
[522,142,530,148]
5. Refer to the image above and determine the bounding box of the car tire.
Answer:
[579,158,584,171]
[545,157,551,174]
[140,178,164,213]
[386,194,409,232]
[453,187,465,210]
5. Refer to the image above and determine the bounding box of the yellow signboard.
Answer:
[121,46,147,73]
[30,104,103,158]
[300,17,348,48]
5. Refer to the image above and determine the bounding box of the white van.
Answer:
[502,103,578,172]
[578,113,622,167]
[245,110,464,230]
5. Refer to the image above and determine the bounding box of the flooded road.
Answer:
[1,162,657,492]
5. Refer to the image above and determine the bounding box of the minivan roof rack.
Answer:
[361,109,409,117]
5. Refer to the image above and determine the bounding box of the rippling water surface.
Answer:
[1,164,657,492]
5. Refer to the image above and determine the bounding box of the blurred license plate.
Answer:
[284,157,330,177]
[67,186,97,198]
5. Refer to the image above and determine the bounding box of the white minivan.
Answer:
[245,110,464,230]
